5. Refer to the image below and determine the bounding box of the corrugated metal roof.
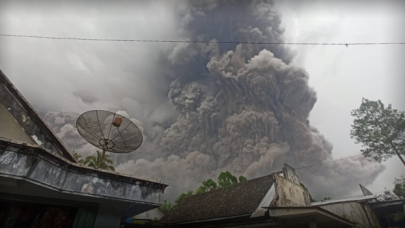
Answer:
[311,195,376,206]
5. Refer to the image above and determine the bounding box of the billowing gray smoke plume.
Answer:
[43,0,384,200]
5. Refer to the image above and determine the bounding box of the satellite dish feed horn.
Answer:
[76,110,143,169]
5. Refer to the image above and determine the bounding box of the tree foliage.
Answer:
[238,176,247,183]
[350,98,405,165]
[175,190,195,204]
[83,150,115,171]
[174,171,247,205]
[218,171,239,188]
[160,200,173,212]
[320,197,332,202]
[195,179,217,194]
[378,189,398,201]
[393,176,405,199]
[377,176,405,201]
[73,151,84,164]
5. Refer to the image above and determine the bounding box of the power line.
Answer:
[295,154,364,170]
[1,33,405,46]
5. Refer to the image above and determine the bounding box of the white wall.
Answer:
[0,101,34,143]
[133,208,164,220]
[320,202,375,228]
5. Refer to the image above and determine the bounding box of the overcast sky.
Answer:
[0,0,404,197]
[274,0,405,194]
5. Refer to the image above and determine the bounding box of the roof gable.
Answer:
[0,69,75,162]
[160,174,275,224]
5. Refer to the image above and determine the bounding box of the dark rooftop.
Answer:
[160,174,275,224]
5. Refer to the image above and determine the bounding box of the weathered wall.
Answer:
[271,174,311,207]
[0,102,34,144]
[320,202,374,228]
[363,203,380,226]
[0,145,166,205]
[282,164,300,185]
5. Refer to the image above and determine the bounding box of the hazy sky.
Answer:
[275,0,405,194]
[0,0,404,198]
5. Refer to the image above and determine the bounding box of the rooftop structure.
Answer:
[0,69,169,228]
[160,164,354,228]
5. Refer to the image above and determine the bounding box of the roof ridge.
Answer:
[161,174,275,224]
[0,69,76,162]
[182,173,274,199]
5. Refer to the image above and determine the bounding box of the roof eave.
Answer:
[0,69,76,162]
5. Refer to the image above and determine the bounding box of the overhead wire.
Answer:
[0,32,392,175]
[0,33,377,169]
[1,33,405,46]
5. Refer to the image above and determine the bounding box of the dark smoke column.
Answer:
[118,0,385,200]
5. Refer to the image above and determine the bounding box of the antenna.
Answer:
[76,110,143,168]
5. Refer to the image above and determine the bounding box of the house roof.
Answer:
[0,137,169,199]
[0,69,76,162]
[369,199,405,216]
[311,195,376,206]
[160,174,274,224]
[267,206,356,228]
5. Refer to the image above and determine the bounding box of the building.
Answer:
[0,69,169,228]
[160,164,355,228]
[369,199,405,227]
[312,195,379,228]
[312,184,405,228]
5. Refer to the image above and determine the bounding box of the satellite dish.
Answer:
[76,110,143,166]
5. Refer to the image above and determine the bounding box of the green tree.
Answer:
[195,179,218,194]
[350,98,405,166]
[175,190,195,204]
[83,150,115,171]
[300,183,317,202]
[320,197,332,202]
[238,176,247,182]
[378,189,397,201]
[218,171,238,188]
[174,171,248,206]
[73,151,84,164]
[160,200,173,212]
[393,176,405,199]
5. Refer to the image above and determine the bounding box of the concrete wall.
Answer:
[319,202,376,228]
[0,102,34,144]
[271,174,311,207]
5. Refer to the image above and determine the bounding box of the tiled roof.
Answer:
[160,174,274,224]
